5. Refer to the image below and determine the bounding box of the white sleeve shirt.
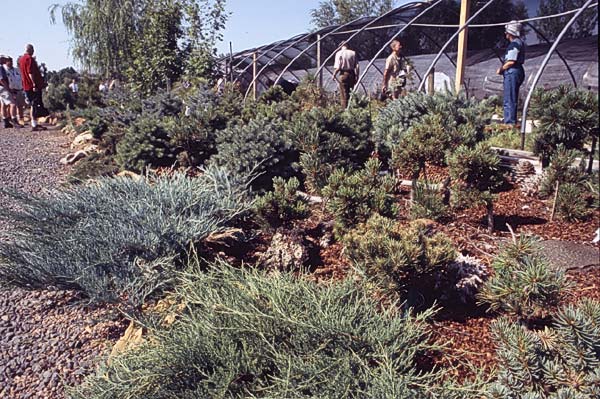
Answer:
[334,48,357,71]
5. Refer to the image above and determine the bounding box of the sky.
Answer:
[0,0,322,71]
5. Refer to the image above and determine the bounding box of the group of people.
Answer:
[0,44,48,131]
[332,20,526,126]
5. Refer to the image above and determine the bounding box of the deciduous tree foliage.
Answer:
[535,0,598,41]
[311,0,396,28]
[50,0,227,83]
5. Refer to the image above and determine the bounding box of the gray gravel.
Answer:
[0,125,70,237]
[0,125,126,398]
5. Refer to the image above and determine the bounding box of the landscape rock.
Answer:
[259,228,314,272]
[71,131,97,149]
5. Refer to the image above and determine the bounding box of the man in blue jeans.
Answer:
[497,21,525,125]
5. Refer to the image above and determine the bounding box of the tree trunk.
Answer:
[486,200,494,232]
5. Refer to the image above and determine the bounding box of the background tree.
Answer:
[535,0,598,41]
[311,0,395,28]
[50,0,228,85]
[126,0,185,95]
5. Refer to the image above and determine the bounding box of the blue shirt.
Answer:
[504,38,525,66]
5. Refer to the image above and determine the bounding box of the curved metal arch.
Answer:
[522,21,577,87]
[243,15,375,100]
[354,0,444,91]
[520,0,596,149]
[233,33,314,85]
[240,33,327,99]
[417,0,500,92]
[231,39,289,70]
[279,2,428,86]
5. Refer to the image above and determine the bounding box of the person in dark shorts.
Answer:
[332,42,359,109]
[19,44,47,131]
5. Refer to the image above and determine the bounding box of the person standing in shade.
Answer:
[382,39,408,100]
[497,21,526,126]
[19,44,47,131]
[3,56,25,127]
[0,55,15,128]
[333,42,359,108]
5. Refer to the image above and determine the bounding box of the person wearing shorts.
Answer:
[0,55,15,128]
[19,44,47,131]
[3,56,25,127]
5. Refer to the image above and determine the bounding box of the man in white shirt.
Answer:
[3,56,25,126]
[382,39,408,100]
[333,42,359,108]
[69,78,79,95]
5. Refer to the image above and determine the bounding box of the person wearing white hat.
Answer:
[497,20,526,125]
[0,54,16,128]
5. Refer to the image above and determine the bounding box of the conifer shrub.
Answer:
[478,235,569,320]
[344,215,456,303]
[141,90,184,118]
[210,116,299,191]
[391,114,454,180]
[556,183,590,222]
[410,179,449,221]
[486,299,600,398]
[255,177,310,229]
[539,146,588,198]
[447,143,505,231]
[0,167,251,306]
[289,103,374,193]
[323,159,398,238]
[530,85,599,167]
[374,91,491,158]
[171,84,245,166]
[70,260,442,399]
[116,116,177,173]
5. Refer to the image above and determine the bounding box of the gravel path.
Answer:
[0,125,126,399]
[0,125,70,237]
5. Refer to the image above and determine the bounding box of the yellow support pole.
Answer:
[455,0,471,93]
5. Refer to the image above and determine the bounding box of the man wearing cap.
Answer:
[0,55,15,128]
[497,21,526,126]
[333,42,359,109]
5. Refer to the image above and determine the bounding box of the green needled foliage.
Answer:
[116,115,177,173]
[447,143,505,231]
[0,167,251,307]
[344,215,456,303]
[486,299,600,398]
[255,177,310,229]
[210,116,299,192]
[530,85,599,167]
[323,158,398,238]
[478,235,569,320]
[410,179,449,222]
[288,99,374,193]
[70,259,443,399]
[374,91,492,161]
[539,146,588,198]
